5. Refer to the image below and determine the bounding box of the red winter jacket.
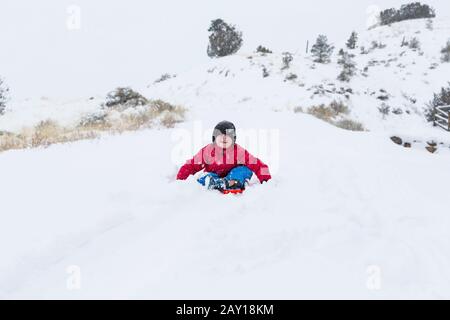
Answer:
[176,144,271,183]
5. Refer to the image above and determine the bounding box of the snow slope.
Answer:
[2,17,450,299]
[145,17,450,141]
[2,105,450,299]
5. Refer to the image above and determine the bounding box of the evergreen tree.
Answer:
[256,45,272,54]
[207,19,243,58]
[281,52,293,70]
[0,78,9,115]
[337,51,357,82]
[441,40,450,63]
[311,35,334,64]
[346,31,358,50]
[426,18,434,30]
[426,84,450,121]
[379,2,436,26]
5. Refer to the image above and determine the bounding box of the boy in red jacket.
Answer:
[176,121,271,191]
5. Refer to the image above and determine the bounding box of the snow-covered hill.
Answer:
[1,17,450,299]
[146,17,450,142]
[2,107,450,299]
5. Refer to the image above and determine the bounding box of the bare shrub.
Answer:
[306,101,363,131]
[161,113,180,128]
[378,103,391,119]
[154,73,176,84]
[151,99,176,112]
[308,104,336,122]
[0,131,27,152]
[408,37,421,50]
[105,87,148,110]
[256,45,272,54]
[285,73,298,81]
[335,119,365,131]
[293,106,304,113]
[32,120,64,147]
[330,100,350,115]
[282,52,293,69]
[441,40,450,63]
[0,100,186,154]
[78,112,112,131]
[308,100,349,121]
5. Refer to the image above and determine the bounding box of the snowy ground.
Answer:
[2,17,450,299]
[2,105,450,299]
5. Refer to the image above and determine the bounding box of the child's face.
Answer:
[215,134,234,149]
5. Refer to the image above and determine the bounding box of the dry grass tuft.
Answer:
[0,100,187,154]
[302,100,365,132]
[335,119,365,131]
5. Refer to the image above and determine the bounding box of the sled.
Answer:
[221,189,244,195]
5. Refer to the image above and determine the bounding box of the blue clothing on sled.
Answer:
[197,166,253,189]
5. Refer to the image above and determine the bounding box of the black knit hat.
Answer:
[212,121,236,143]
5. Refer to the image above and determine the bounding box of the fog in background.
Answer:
[0,0,448,99]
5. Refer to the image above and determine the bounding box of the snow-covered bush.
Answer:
[392,108,404,115]
[293,106,303,113]
[337,50,357,82]
[441,40,450,63]
[311,35,334,64]
[378,103,391,119]
[408,37,421,50]
[256,45,272,54]
[154,73,176,84]
[371,41,386,50]
[346,31,358,50]
[281,52,293,70]
[78,112,111,131]
[335,119,365,132]
[207,19,243,58]
[104,87,148,110]
[0,78,10,115]
[379,2,436,26]
[285,73,298,81]
[329,100,349,115]
[425,84,450,122]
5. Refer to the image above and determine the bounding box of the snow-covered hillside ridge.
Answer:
[1,17,450,143]
[145,17,450,141]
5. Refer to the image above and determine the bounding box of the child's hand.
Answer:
[227,180,237,187]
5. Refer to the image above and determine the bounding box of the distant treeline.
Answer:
[379,2,435,26]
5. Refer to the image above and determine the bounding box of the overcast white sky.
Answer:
[0,0,448,99]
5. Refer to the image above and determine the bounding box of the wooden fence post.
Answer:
[433,106,436,127]
[401,36,406,47]
[433,107,437,127]
[448,109,450,131]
